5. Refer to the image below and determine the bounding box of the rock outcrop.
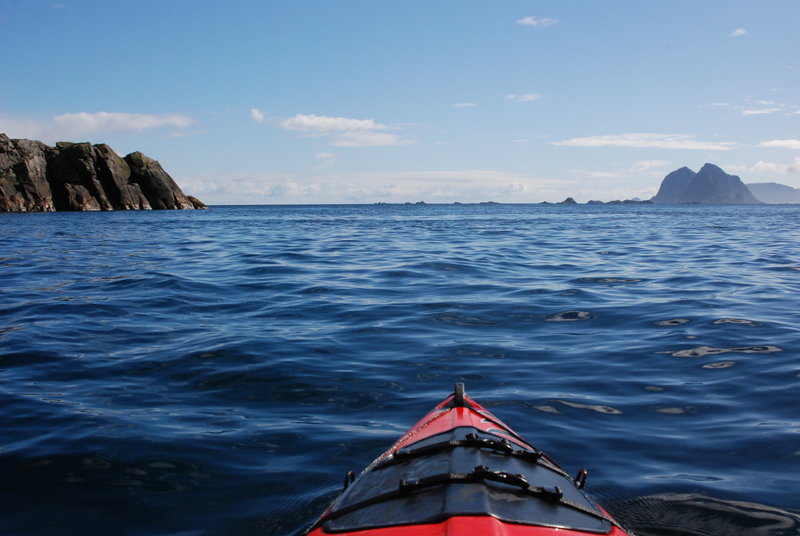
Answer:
[0,133,205,211]
[651,163,761,204]
[746,182,800,204]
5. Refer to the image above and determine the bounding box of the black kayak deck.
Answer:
[321,426,614,534]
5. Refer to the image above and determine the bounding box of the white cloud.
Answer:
[575,186,659,203]
[727,158,800,176]
[279,113,381,133]
[742,107,782,116]
[714,97,800,117]
[250,108,265,123]
[277,113,415,147]
[516,16,558,27]
[52,112,194,134]
[730,28,748,37]
[506,94,541,103]
[452,102,477,108]
[178,173,323,203]
[630,160,671,172]
[552,133,736,151]
[1,111,196,142]
[755,159,800,174]
[758,139,800,150]
[313,153,337,169]
[0,116,46,140]
[330,130,414,147]
[177,169,569,204]
[576,170,621,179]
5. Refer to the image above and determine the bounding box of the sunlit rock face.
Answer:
[0,133,205,211]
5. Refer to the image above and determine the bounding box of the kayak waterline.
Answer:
[303,384,632,535]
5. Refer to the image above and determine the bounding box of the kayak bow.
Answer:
[304,384,631,535]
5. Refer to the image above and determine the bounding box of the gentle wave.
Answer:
[1,204,799,535]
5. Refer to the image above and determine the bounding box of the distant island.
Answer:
[569,163,797,205]
[0,133,205,212]
[651,163,760,204]
[386,163,799,206]
[746,182,800,204]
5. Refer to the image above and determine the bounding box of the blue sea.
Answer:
[2,204,799,536]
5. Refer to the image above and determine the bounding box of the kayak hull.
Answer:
[304,386,631,536]
[307,516,631,536]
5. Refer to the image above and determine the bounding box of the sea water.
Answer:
[1,203,799,536]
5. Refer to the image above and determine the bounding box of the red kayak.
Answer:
[304,384,631,535]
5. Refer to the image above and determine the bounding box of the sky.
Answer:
[2,0,799,204]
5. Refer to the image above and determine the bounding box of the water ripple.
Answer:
[2,204,799,535]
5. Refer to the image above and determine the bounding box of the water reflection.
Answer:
[616,493,800,536]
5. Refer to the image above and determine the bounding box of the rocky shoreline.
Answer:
[0,134,205,212]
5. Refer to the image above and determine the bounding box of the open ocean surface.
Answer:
[2,203,799,536]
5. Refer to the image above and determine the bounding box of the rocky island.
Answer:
[651,163,760,204]
[0,133,205,212]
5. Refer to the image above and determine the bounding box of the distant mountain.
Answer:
[747,182,800,204]
[650,166,696,203]
[651,163,761,204]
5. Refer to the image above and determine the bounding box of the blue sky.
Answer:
[2,1,799,204]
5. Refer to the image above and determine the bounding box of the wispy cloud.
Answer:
[178,169,568,204]
[0,111,196,141]
[730,27,748,37]
[741,107,782,116]
[330,130,414,147]
[279,114,382,133]
[711,97,800,117]
[516,16,558,27]
[313,152,338,169]
[250,108,266,123]
[452,102,477,108]
[630,160,671,172]
[569,170,620,179]
[0,116,46,140]
[727,158,800,175]
[552,133,736,151]
[52,112,194,134]
[758,139,800,150]
[277,113,415,147]
[751,159,800,174]
[506,94,541,103]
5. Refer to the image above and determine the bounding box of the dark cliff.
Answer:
[0,133,206,212]
[651,163,761,204]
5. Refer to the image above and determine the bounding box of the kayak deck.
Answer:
[305,385,630,535]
